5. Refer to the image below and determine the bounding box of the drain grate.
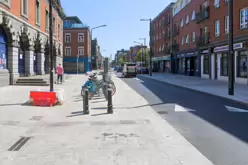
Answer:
[30,116,43,121]
[8,136,31,151]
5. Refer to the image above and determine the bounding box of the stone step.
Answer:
[14,83,49,86]
[16,78,45,82]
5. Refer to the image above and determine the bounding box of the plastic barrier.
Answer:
[30,91,57,106]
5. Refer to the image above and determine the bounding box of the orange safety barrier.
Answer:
[30,91,57,106]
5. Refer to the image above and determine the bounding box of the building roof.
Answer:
[151,2,175,23]
[65,16,82,23]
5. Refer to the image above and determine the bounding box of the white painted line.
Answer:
[134,77,144,82]
[225,105,248,112]
[174,104,196,112]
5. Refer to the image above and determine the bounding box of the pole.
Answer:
[245,50,248,84]
[77,55,79,74]
[49,0,54,92]
[83,89,89,114]
[107,88,113,114]
[141,46,143,74]
[149,19,153,76]
[228,0,234,95]
[144,38,146,66]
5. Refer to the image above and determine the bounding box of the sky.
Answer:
[60,0,174,59]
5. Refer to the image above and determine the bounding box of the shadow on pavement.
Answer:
[91,112,108,116]
[138,76,248,144]
[67,111,88,117]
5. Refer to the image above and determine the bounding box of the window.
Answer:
[58,24,60,40]
[65,33,71,43]
[214,0,220,8]
[203,55,209,74]
[78,33,84,42]
[78,47,84,56]
[181,37,184,45]
[53,17,56,34]
[21,0,29,18]
[192,32,195,42]
[186,34,189,43]
[65,47,71,56]
[225,16,229,34]
[237,51,248,78]
[186,15,189,24]
[240,8,248,29]
[215,20,220,37]
[221,53,228,76]
[45,9,49,30]
[1,0,11,8]
[167,28,170,37]
[36,0,40,25]
[192,10,195,20]
[181,19,184,27]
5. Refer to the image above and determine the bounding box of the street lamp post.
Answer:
[49,0,54,91]
[228,0,234,95]
[134,41,144,74]
[90,25,107,70]
[140,18,153,76]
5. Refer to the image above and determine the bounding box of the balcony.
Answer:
[196,6,210,23]
[164,19,170,26]
[164,33,171,40]
[64,23,89,29]
[172,43,179,52]
[196,32,210,46]
[172,26,179,37]
[164,46,171,54]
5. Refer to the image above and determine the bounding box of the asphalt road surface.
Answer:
[121,75,248,165]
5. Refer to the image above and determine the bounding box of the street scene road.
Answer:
[122,75,248,165]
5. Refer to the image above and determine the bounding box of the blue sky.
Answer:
[61,0,173,59]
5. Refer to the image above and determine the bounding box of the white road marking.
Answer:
[174,104,196,112]
[225,105,248,112]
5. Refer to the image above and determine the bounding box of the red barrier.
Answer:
[30,91,57,106]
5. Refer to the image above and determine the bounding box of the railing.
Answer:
[172,26,179,37]
[172,43,179,52]
[196,32,210,46]
[164,33,171,40]
[63,23,89,29]
[196,6,210,23]
[164,46,171,54]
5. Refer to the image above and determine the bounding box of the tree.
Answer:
[137,48,150,66]
[118,53,127,65]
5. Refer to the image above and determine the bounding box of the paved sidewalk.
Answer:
[0,74,213,165]
[139,73,248,104]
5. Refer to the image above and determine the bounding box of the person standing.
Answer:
[56,64,64,84]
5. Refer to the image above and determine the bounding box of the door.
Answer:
[190,57,195,76]
[33,53,37,74]
[18,49,25,76]
[0,26,7,70]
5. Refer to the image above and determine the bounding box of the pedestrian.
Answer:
[56,63,64,84]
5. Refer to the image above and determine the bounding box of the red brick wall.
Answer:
[63,29,91,57]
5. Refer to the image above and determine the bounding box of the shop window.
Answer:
[221,53,228,76]
[237,52,248,78]
[203,55,209,74]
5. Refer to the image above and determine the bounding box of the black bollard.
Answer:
[107,88,113,114]
[83,89,89,114]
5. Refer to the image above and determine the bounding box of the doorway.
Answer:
[18,49,25,76]
[189,57,196,76]
[33,53,37,74]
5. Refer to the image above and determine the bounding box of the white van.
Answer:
[123,62,137,78]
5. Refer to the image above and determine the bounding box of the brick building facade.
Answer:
[63,16,91,73]
[197,0,248,84]
[151,0,248,84]
[151,2,174,73]
[0,0,65,86]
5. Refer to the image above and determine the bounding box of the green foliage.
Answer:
[137,48,150,66]
[118,53,127,65]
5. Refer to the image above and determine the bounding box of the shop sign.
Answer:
[152,56,170,61]
[213,43,243,53]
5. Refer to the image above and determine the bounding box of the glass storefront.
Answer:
[237,51,247,78]
[203,55,209,74]
[178,58,185,73]
[221,53,228,76]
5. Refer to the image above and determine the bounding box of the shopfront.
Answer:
[0,26,7,70]
[152,56,171,73]
[176,51,200,76]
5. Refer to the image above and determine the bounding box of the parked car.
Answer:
[137,67,149,74]
[117,67,123,73]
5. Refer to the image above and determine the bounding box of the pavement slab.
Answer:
[0,74,214,165]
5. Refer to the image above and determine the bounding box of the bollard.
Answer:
[83,89,89,114]
[107,88,113,114]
